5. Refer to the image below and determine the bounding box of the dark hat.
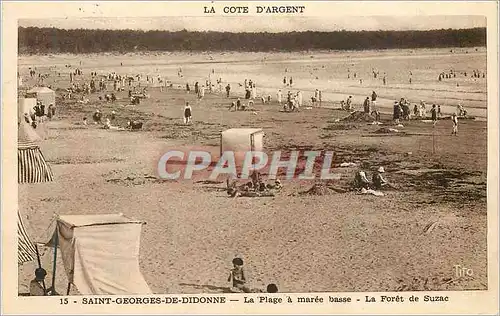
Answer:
[35,268,47,279]
[232,257,244,266]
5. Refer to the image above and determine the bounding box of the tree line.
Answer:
[18,26,486,54]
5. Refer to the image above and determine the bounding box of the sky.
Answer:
[18,15,487,32]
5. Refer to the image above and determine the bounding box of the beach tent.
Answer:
[18,211,38,265]
[44,214,152,295]
[26,87,56,107]
[220,128,264,170]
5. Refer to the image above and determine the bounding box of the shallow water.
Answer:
[19,48,488,117]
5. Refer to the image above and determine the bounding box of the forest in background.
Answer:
[18,27,486,54]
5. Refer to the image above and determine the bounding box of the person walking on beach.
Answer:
[183,102,192,124]
[194,82,199,95]
[371,90,377,108]
[393,101,402,123]
[277,89,283,106]
[451,113,458,135]
[346,96,353,111]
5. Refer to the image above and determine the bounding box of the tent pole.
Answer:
[66,282,71,295]
[51,226,59,295]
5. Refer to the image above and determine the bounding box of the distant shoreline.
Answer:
[17,46,487,58]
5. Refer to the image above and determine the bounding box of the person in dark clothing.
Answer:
[225,84,231,97]
[393,101,401,122]
[363,97,370,114]
[92,110,102,124]
[183,102,192,124]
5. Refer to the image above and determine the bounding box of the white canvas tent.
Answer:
[221,128,264,156]
[45,214,152,295]
[220,128,264,174]
[26,87,56,107]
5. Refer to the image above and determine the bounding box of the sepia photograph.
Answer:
[2,1,499,314]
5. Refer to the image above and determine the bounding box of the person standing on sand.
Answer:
[371,91,377,108]
[277,89,283,105]
[297,90,303,108]
[314,89,320,107]
[194,82,199,95]
[283,76,287,86]
[363,97,370,114]
[438,105,442,117]
[289,77,293,87]
[318,90,322,107]
[346,96,353,111]
[183,102,192,124]
[431,104,438,125]
[186,83,190,93]
[226,84,231,97]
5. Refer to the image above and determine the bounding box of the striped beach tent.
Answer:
[18,211,37,265]
[18,113,54,264]
[18,121,54,184]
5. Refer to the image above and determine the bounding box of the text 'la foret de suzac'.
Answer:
[204,5,306,14]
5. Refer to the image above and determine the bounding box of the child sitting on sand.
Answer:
[228,258,250,293]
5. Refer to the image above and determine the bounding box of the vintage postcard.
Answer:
[2,1,499,314]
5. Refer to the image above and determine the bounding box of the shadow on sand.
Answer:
[179,283,235,293]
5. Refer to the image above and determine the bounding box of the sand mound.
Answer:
[341,111,376,122]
